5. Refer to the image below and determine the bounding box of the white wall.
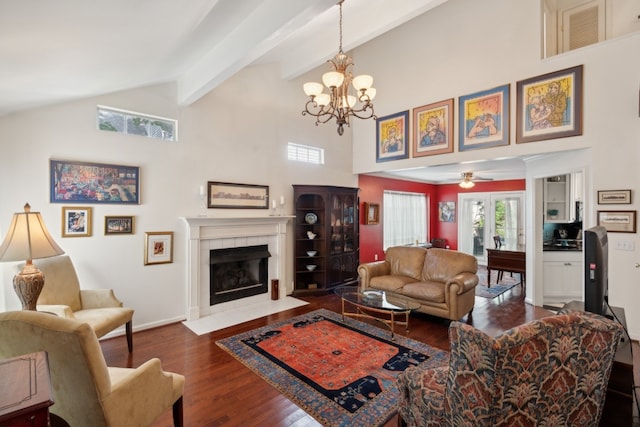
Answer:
[351,0,640,337]
[0,63,358,333]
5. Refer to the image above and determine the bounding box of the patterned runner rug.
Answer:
[475,265,522,298]
[216,308,448,427]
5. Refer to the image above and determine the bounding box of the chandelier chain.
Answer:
[338,1,343,52]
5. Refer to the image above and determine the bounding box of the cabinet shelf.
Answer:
[293,185,359,296]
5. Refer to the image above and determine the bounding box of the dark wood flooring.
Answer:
[100,285,636,426]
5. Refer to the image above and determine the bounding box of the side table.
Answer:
[0,351,55,427]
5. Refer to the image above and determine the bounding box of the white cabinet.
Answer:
[543,251,582,303]
[544,175,571,223]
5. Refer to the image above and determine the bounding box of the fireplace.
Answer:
[209,245,270,305]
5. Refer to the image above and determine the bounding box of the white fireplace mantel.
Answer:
[181,216,293,321]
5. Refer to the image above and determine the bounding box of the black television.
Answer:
[583,226,609,316]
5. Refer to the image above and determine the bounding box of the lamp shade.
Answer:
[0,203,64,262]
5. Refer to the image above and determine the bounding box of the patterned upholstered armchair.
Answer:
[397,310,624,427]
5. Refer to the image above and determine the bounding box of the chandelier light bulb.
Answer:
[303,82,323,97]
[347,95,356,108]
[322,71,344,88]
[352,74,373,90]
[315,93,331,107]
[364,87,376,100]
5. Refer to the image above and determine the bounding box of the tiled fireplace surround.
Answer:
[182,216,292,321]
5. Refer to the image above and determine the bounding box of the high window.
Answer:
[97,105,177,141]
[382,191,427,250]
[287,143,324,164]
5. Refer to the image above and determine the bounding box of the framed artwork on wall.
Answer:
[412,98,454,158]
[458,84,510,151]
[50,159,140,204]
[516,65,583,144]
[597,210,636,233]
[144,231,174,265]
[105,216,134,235]
[364,202,380,225]
[61,206,92,237]
[207,182,269,209]
[597,189,631,205]
[376,110,409,162]
[438,201,455,222]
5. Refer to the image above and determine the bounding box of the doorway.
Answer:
[458,191,525,265]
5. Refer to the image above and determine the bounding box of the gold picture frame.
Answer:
[364,202,379,225]
[61,206,92,237]
[144,231,174,265]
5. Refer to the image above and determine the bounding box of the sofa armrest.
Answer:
[80,289,124,308]
[357,261,390,290]
[36,304,76,318]
[445,272,479,295]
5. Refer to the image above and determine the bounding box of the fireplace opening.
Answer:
[209,245,271,305]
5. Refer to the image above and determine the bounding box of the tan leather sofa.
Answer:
[357,246,478,320]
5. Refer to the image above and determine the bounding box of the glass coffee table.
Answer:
[334,286,420,339]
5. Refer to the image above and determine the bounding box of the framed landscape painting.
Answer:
[459,85,510,151]
[412,99,454,158]
[376,110,409,162]
[516,65,583,144]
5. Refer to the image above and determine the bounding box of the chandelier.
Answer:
[302,0,376,135]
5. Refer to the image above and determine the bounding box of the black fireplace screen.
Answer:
[209,245,270,305]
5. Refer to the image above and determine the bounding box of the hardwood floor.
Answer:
[99,286,626,426]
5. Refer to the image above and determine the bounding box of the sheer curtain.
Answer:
[383,191,427,250]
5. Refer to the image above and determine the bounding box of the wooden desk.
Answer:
[486,248,525,288]
[0,352,54,427]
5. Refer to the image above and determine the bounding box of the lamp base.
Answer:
[13,261,45,311]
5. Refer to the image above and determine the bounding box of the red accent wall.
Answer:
[357,175,525,263]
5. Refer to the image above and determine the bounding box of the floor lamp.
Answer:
[0,203,65,310]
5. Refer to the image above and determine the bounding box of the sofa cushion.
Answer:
[370,275,416,292]
[402,281,445,303]
[422,248,477,282]
[385,246,427,281]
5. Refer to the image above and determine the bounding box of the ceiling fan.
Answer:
[458,172,493,188]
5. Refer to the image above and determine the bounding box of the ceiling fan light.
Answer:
[303,82,323,97]
[459,180,475,189]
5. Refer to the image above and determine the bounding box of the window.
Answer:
[287,142,324,164]
[383,191,427,250]
[97,105,177,141]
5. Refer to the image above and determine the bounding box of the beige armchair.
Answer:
[29,255,134,352]
[0,310,184,427]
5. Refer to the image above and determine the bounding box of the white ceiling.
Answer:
[0,0,527,183]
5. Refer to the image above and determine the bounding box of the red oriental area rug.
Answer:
[216,309,448,427]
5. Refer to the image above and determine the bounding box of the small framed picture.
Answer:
[376,110,410,162]
[439,202,455,222]
[61,206,92,237]
[364,202,380,225]
[105,216,134,235]
[597,210,637,233]
[144,231,174,265]
[597,190,631,205]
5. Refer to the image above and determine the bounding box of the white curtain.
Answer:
[383,191,427,250]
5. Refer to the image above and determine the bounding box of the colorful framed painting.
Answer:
[459,84,510,151]
[50,159,140,204]
[412,99,454,158]
[438,201,455,222]
[597,210,636,233]
[376,110,409,162]
[207,182,269,209]
[105,216,134,235]
[144,231,174,265]
[516,65,583,143]
[61,206,92,237]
